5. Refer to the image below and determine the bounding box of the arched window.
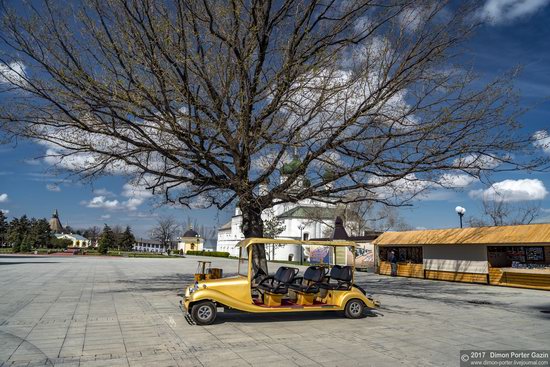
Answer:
[190,243,195,250]
[302,233,309,241]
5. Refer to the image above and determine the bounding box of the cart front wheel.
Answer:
[344,299,365,319]
[192,301,217,325]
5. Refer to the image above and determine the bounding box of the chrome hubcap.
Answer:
[350,302,361,315]
[197,305,212,320]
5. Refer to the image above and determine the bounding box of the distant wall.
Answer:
[423,245,488,274]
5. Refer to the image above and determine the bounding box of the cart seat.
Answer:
[289,266,327,294]
[319,265,352,290]
[257,266,299,294]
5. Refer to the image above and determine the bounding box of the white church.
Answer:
[217,154,341,261]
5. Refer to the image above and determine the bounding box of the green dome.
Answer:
[281,156,302,175]
[322,169,337,181]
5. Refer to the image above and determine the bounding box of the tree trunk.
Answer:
[240,202,268,280]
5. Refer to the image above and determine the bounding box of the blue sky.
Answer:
[1,0,550,236]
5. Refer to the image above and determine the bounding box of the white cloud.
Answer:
[93,188,116,197]
[469,178,548,202]
[479,0,550,25]
[1,209,9,215]
[122,183,152,199]
[122,182,153,211]
[0,193,8,203]
[44,148,101,172]
[0,61,27,86]
[83,182,153,211]
[370,174,431,200]
[46,184,61,192]
[370,171,477,202]
[100,214,111,219]
[398,6,427,32]
[438,174,477,188]
[84,196,121,209]
[533,130,550,154]
[453,154,501,171]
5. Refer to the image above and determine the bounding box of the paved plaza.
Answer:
[0,255,549,367]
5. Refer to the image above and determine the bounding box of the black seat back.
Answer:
[274,266,298,284]
[333,266,352,282]
[328,265,352,282]
[329,265,342,280]
[303,266,325,283]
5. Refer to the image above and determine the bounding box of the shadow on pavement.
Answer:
[111,273,239,293]
[0,330,54,366]
[528,303,550,320]
[356,276,508,306]
[211,308,380,325]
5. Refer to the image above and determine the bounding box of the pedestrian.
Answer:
[389,250,398,276]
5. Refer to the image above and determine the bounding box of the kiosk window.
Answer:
[380,247,422,263]
[525,247,544,261]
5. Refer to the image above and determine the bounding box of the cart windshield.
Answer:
[238,245,249,277]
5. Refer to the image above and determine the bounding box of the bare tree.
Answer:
[468,198,541,227]
[311,202,410,236]
[111,224,124,249]
[83,226,100,247]
[0,1,544,273]
[151,216,179,248]
[370,206,412,232]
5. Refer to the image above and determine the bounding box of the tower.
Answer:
[49,209,64,233]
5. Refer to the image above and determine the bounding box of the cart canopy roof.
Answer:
[237,238,356,248]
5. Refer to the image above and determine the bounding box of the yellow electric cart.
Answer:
[181,238,379,325]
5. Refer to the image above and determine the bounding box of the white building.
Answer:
[133,238,176,253]
[217,153,342,261]
[177,228,204,253]
[55,233,91,248]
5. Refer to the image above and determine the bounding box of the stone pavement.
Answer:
[0,255,549,367]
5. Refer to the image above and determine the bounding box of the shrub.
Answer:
[186,250,230,258]
[49,236,72,249]
[127,253,169,258]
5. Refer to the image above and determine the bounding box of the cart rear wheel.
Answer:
[344,299,365,319]
[192,301,217,325]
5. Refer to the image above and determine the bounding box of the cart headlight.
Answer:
[189,281,199,294]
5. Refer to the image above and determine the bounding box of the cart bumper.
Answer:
[179,299,190,314]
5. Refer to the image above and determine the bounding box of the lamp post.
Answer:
[455,206,466,228]
[298,224,306,265]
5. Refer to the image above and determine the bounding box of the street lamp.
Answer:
[455,206,466,228]
[298,224,306,265]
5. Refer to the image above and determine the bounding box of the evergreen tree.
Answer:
[98,224,115,255]
[27,218,39,247]
[120,226,135,251]
[33,219,52,248]
[7,215,29,252]
[0,211,7,246]
[263,215,286,239]
[20,235,32,252]
[263,212,286,261]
